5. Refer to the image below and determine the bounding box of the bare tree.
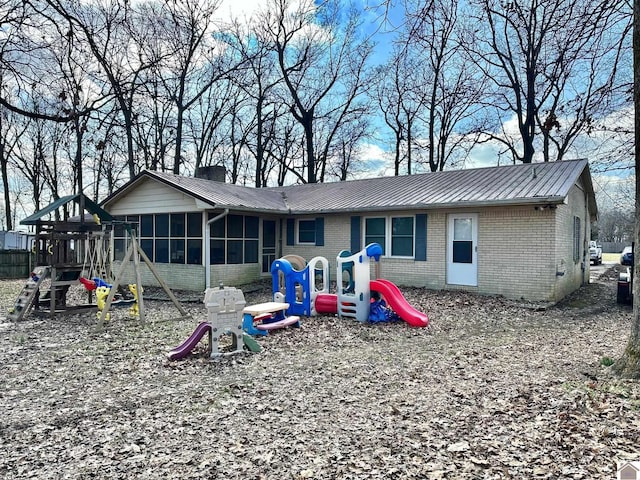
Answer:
[0,103,27,230]
[141,0,249,175]
[407,0,485,172]
[186,79,235,175]
[264,0,373,183]
[227,16,288,187]
[132,71,177,172]
[373,57,406,176]
[47,19,110,200]
[314,31,373,182]
[43,0,160,178]
[0,1,95,124]
[594,208,634,244]
[9,92,52,212]
[328,116,370,180]
[90,115,129,197]
[468,0,630,164]
[372,0,484,175]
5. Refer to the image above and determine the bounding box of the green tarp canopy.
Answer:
[20,194,114,226]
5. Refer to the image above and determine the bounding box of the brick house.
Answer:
[100,159,597,303]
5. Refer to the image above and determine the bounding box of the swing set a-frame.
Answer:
[9,193,187,329]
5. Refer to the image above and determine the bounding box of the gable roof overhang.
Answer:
[101,170,289,215]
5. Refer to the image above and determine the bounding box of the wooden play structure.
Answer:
[8,194,112,321]
[8,193,187,328]
[96,228,187,330]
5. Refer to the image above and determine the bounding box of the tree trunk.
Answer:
[406,118,412,175]
[303,118,316,184]
[0,134,12,230]
[394,130,402,176]
[255,97,264,188]
[613,0,640,378]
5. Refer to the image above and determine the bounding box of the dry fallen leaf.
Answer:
[0,268,637,479]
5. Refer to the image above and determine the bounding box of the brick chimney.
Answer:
[195,165,226,182]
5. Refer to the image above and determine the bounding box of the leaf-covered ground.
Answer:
[1,267,639,479]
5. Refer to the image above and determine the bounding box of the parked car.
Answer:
[589,241,602,265]
[621,246,634,266]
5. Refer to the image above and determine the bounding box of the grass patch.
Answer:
[602,253,620,263]
[600,356,615,367]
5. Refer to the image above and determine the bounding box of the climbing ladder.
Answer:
[8,266,51,322]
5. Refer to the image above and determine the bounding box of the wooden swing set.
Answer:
[9,193,187,329]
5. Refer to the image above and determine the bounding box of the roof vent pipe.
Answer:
[205,208,229,289]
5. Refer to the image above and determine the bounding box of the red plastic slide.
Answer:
[168,322,211,360]
[370,279,429,327]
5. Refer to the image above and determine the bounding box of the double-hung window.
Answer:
[364,215,415,257]
[391,217,414,257]
[297,219,316,244]
[365,218,386,253]
[287,218,324,246]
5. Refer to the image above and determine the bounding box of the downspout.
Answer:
[583,198,590,286]
[205,208,229,289]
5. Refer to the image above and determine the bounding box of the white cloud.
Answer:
[464,142,503,169]
[215,0,265,20]
[357,142,390,174]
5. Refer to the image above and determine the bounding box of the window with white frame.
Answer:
[365,218,386,254]
[392,217,414,257]
[364,215,415,257]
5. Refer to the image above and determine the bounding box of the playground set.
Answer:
[271,242,429,327]
[8,194,115,322]
[168,242,429,360]
[8,194,187,329]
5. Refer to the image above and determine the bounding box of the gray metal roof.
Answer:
[104,159,595,216]
[273,159,593,213]
[145,171,287,212]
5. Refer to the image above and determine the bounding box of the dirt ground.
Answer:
[0,267,639,479]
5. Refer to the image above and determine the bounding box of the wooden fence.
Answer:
[602,242,628,254]
[0,250,35,279]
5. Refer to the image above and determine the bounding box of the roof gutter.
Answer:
[205,208,229,289]
[284,196,567,215]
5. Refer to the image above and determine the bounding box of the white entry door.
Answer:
[447,213,478,286]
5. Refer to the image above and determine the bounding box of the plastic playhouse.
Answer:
[272,243,429,327]
[270,255,330,316]
[168,285,261,360]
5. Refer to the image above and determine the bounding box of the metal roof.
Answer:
[273,159,593,214]
[144,171,287,212]
[102,159,595,216]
